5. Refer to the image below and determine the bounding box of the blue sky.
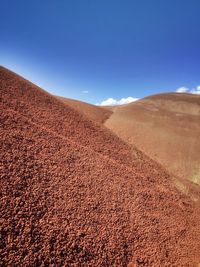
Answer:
[0,0,200,104]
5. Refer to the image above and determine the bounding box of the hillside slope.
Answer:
[1,67,200,266]
[57,96,112,124]
[105,93,200,186]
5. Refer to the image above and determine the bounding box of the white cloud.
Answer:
[190,86,200,95]
[82,90,89,94]
[176,87,189,93]
[97,96,139,106]
[176,86,200,95]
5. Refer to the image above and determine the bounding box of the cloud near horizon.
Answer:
[176,86,200,95]
[97,85,200,106]
[97,96,139,106]
[82,90,89,94]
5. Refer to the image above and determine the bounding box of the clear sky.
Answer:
[0,0,200,104]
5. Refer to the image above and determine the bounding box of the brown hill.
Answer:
[57,96,112,124]
[1,67,200,266]
[105,93,200,186]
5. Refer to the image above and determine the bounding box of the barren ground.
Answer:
[1,67,200,266]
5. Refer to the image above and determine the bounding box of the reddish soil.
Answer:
[1,66,200,266]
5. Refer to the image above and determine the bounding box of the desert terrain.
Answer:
[60,92,200,198]
[1,66,200,266]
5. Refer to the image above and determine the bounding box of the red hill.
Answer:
[1,67,200,266]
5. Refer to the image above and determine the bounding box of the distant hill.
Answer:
[105,93,200,187]
[57,96,112,124]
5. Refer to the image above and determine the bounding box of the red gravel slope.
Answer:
[1,66,200,266]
